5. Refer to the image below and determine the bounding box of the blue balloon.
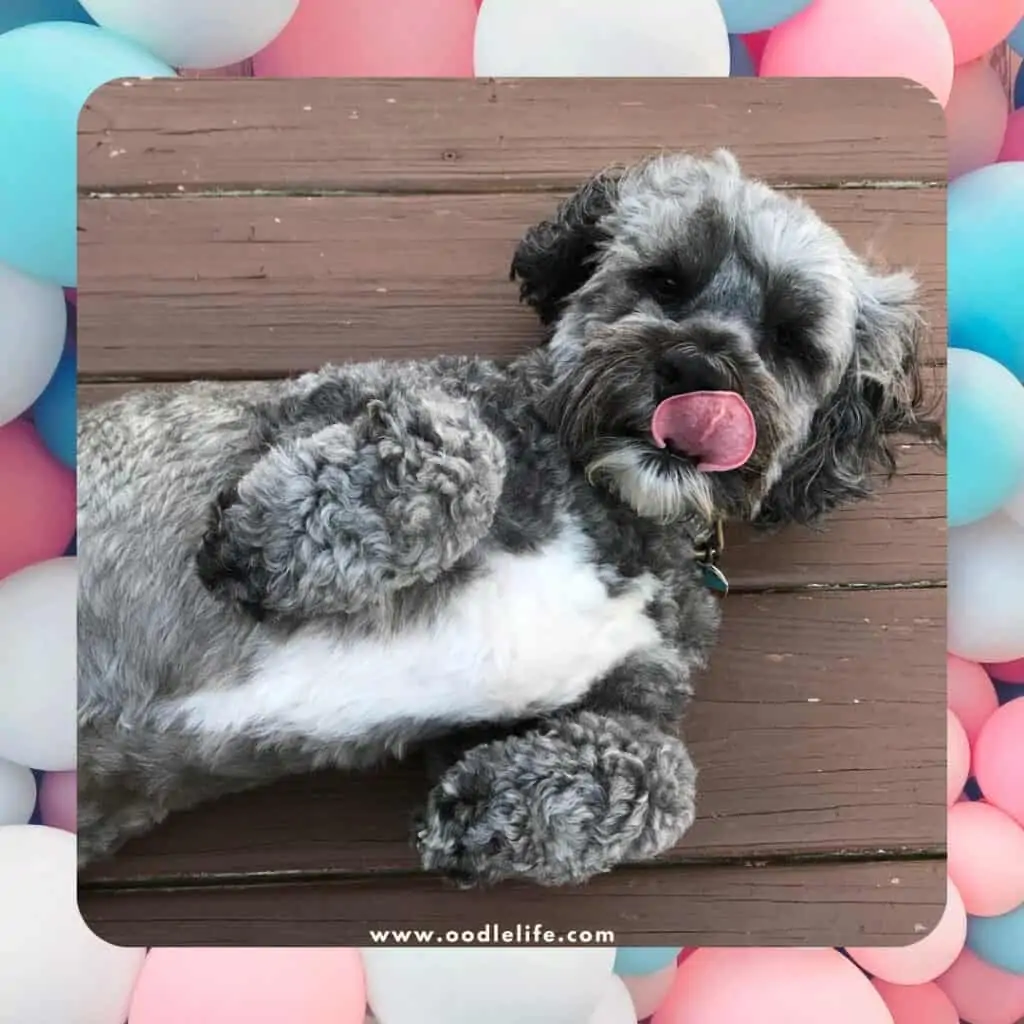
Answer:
[613,947,681,976]
[948,162,1024,383]
[718,0,812,33]
[0,1,93,35]
[32,343,76,468]
[946,347,1024,527]
[729,35,756,77]
[967,905,1024,975]
[1009,16,1024,57]
[1015,62,1023,112]
[0,22,173,285]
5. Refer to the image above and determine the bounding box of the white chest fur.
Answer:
[173,526,663,744]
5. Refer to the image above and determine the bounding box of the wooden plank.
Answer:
[78,857,947,947]
[77,190,947,379]
[80,587,944,887]
[79,78,946,193]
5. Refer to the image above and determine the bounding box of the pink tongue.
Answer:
[651,391,756,472]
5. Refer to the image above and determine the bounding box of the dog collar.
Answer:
[696,518,729,597]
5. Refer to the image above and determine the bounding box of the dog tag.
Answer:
[701,563,729,596]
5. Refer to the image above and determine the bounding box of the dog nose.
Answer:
[655,348,734,395]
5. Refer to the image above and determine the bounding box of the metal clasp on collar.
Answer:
[698,518,729,597]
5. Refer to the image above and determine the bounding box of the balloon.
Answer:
[1015,62,1023,112]
[945,60,1010,180]
[0,260,66,425]
[948,709,970,806]
[0,420,76,581]
[1009,483,1024,529]
[0,0,94,33]
[473,0,730,77]
[936,948,1024,1024]
[999,109,1024,163]
[588,976,637,1024]
[1011,17,1024,55]
[974,700,1024,826]
[968,904,1024,976]
[729,35,755,76]
[31,343,76,468]
[254,0,477,77]
[760,0,954,107]
[947,348,1024,527]
[0,826,146,1023]
[948,512,1024,663]
[652,948,895,1024]
[0,558,77,770]
[614,948,682,976]
[81,0,298,69]
[0,22,173,285]
[948,162,1024,382]
[38,770,77,832]
[621,964,677,1019]
[870,980,959,1024]
[947,801,1024,917]
[985,657,1024,684]
[948,654,999,747]
[0,756,37,825]
[718,0,812,33]
[128,948,366,1024]
[930,0,1024,65]
[741,30,770,67]
[363,948,615,1024]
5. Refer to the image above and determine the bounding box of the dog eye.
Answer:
[644,269,686,304]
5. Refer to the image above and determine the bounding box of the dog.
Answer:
[78,151,933,884]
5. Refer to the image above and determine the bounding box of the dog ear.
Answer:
[754,270,939,528]
[510,170,619,326]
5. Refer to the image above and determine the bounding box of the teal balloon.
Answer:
[947,347,1024,527]
[32,343,76,468]
[729,35,755,77]
[718,0,812,33]
[1009,16,1024,57]
[1015,62,1022,111]
[948,163,1024,383]
[0,22,173,285]
[967,905,1024,975]
[613,947,681,976]
[0,1,94,34]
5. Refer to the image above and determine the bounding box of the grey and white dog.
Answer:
[78,151,932,884]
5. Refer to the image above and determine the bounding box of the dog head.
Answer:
[513,151,934,529]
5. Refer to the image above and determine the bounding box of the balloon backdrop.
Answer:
[614,948,682,976]
[0,22,173,285]
[80,0,299,68]
[473,0,730,78]
[0,0,94,34]
[728,35,755,77]
[31,343,76,468]
[588,976,637,1024]
[1010,16,1024,55]
[974,699,1024,826]
[621,965,678,1020]
[930,0,1024,65]
[1015,61,1024,110]
[947,709,970,806]
[0,756,36,825]
[968,904,1024,976]
[871,979,959,1024]
[936,949,1024,1024]
[717,0,812,33]
[947,801,1024,917]
[0,826,146,1024]
[999,108,1024,162]
[945,59,1011,180]
[760,0,955,107]
[38,769,77,832]
[947,654,1000,747]
[0,557,77,770]
[986,656,1024,684]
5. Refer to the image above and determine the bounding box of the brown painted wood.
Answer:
[79,857,946,947]
[80,587,944,888]
[79,78,946,193]
[77,189,946,379]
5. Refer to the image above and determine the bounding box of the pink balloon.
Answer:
[947,709,970,806]
[128,948,366,1024]
[999,109,1024,164]
[947,800,1024,916]
[946,59,1010,179]
[651,948,894,1024]
[871,979,958,1024]
[622,964,677,1020]
[760,0,955,106]
[936,949,1024,1024]
[38,771,76,833]
[740,30,771,69]
[931,0,1024,65]
[985,657,1024,684]
[948,654,999,748]
[975,699,1024,826]
[253,0,477,77]
[0,420,76,582]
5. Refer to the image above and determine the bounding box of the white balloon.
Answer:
[588,975,638,1024]
[1006,481,1024,528]
[948,511,1024,662]
[0,558,77,771]
[364,947,616,1024]
[80,0,299,68]
[474,0,730,77]
[0,260,66,427]
[0,757,37,825]
[0,826,146,1023]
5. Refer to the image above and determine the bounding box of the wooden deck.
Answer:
[76,78,947,947]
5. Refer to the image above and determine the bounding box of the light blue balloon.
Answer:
[0,22,173,286]
[729,35,756,77]
[967,905,1024,975]
[613,947,681,976]
[32,343,76,468]
[947,348,1024,527]
[948,162,1024,384]
[718,0,812,34]
[0,1,93,35]
[1009,16,1024,57]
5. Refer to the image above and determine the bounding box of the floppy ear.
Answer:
[510,169,619,325]
[754,270,938,529]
